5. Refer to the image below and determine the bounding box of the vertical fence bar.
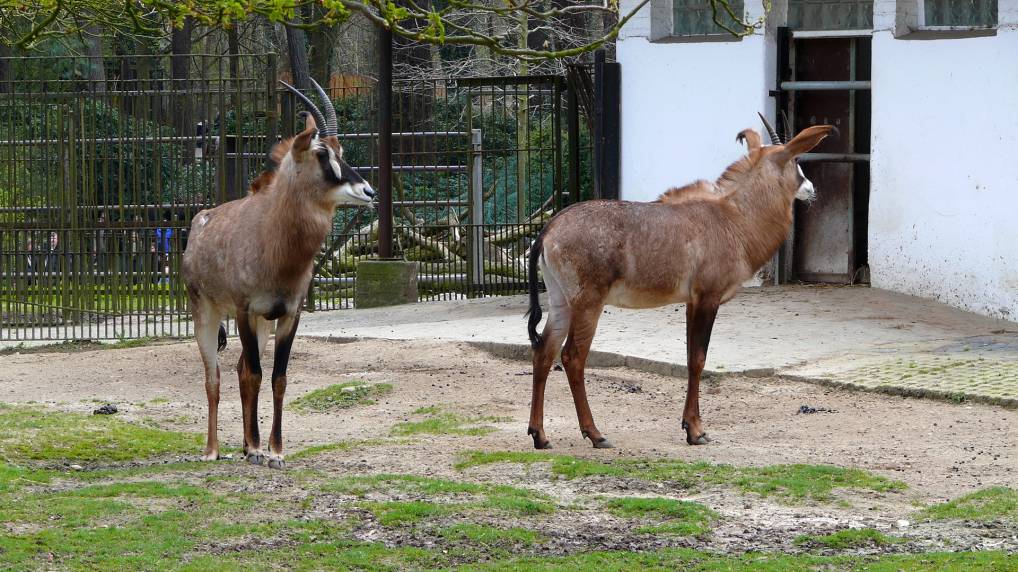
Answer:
[468,128,484,292]
[377,28,394,259]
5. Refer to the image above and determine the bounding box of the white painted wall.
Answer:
[869,27,1018,321]
[617,0,1018,320]
[617,0,773,202]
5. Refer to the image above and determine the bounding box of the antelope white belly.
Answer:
[605,281,691,309]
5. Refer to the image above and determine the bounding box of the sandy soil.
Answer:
[1,337,1017,555]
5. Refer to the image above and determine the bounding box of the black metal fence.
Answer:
[0,54,594,341]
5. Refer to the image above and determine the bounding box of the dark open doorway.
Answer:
[775,29,872,284]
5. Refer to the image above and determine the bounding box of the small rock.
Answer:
[69,464,83,471]
[93,404,118,415]
[896,519,910,529]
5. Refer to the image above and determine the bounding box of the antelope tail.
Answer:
[525,232,545,349]
[217,324,227,353]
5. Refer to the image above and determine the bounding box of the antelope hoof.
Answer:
[245,451,265,465]
[528,427,552,450]
[267,456,286,470]
[582,430,613,449]
[681,421,711,446]
[687,433,711,446]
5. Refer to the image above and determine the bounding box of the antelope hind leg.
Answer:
[528,290,570,450]
[195,313,224,461]
[562,303,612,449]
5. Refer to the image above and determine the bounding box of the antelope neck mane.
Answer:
[247,136,297,195]
[654,149,766,204]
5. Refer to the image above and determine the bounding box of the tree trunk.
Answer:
[84,25,106,94]
[515,12,529,221]
[0,43,10,94]
[171,17,194,142]
[286,25,311,89]
[308,3,335,84]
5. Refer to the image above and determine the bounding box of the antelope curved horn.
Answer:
[310,78,338,136]
[279,81,327,133]
[780,110,793,143]
[757,112,782,145]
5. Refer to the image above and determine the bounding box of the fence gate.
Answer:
[0,53,278,342]
[306,74,591,310]
[1,56,592,341]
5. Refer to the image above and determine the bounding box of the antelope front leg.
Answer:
[237,311,265,465]
[683,300,719,446]
[267,313,300,470]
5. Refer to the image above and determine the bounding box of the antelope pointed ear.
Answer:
[292,123,316,154]
[299,110,317,132]
[736,128,761,151]
[774,125,838,163]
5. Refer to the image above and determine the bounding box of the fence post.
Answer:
[377,26,394,259]
[566,81,580,208]
[467,128,484,293]
[594,51,621,200]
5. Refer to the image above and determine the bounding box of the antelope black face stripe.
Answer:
[338,158,366,188]
[315,146,343,185]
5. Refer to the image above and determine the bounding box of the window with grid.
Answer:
[787,0,873,30]
[672,0,746,35]
[923,0,996,27]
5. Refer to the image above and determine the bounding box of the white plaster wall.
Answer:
[869,28,1018,321]
[617,0,772,201]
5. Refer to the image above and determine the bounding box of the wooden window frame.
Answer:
[649,0,747,42]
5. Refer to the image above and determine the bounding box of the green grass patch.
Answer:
[0,475,318,570]
[0,462,55,493]
[363,500,452,526]
[391,408,510,437]
[0,337,171,356]
[456,451,905,503]
[186,536,451,571]
[732,464,902,501]
[324,473,554,525]
[439,523,542,547]
[795,528,904,550]
[922,487,1018,522]
[0,404,202,464]
[606,497,716,536]
[188,544,1018,572]
[458,549,1018,571]
[289,381,393,413]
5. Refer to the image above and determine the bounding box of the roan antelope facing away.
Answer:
[525,118,835,449]
[183,80,374,468]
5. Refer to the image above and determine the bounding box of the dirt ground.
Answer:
[2,337,1017,557]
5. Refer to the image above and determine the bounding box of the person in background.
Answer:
[24,234,36,286]
[154,213,172,285]
[93,211,108,274]
[43,231,60,277]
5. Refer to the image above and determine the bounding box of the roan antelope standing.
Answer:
[525,118,835,449]
[183,80,374,468]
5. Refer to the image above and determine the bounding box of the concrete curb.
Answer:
[304,334,1018,410]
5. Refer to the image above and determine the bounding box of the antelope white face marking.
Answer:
[795,163,816,202]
